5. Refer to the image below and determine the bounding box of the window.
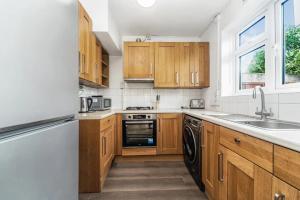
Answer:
[239,17,265,46]
[281,0,300,85]
[235,15,267,92]
[239,45,266,90]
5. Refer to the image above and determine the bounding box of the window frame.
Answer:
[234,12,269,95]
[275,0,300,91]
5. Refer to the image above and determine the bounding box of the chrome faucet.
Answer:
[252,86,272,120]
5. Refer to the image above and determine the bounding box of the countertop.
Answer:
[77,109,300,152]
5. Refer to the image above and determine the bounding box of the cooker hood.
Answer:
[124,78,154,83]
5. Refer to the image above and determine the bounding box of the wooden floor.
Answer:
[80,156,207,200]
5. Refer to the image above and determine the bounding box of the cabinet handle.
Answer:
[218,152,224,182]
[102,137,105,156]
[234,138,241,144]
[104,137,107,156]
[82,54,86,74]
[274,193,285,200]
[196,72,199,84]
[150,63,153,77]
[176,72,179,85]
[157,118,160,133]
[191,72,195,85]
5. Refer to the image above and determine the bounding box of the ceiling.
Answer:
[109,0,230,37]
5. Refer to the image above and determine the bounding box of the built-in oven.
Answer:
[122,114,157,147]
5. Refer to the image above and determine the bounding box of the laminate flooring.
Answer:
[80,156,207,200]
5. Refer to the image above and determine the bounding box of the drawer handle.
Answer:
[274,193,285,200]
[234,138,241,144]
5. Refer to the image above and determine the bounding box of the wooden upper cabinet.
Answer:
[190,42,210,88]
[218,145,273,200]
[179,43,191,87]
[157,114,182,154]
[90,34,102,84]
[202,121,219,200]
[154,43,180,88]
[79,3,92,81]
[124,42,155,79]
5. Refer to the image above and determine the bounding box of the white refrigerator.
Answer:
[0,0,79,199]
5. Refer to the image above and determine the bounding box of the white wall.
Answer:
[200,0,300,123]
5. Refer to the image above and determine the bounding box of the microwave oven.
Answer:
[90,96,112,111]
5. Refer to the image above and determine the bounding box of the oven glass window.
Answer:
[123,121,156,147]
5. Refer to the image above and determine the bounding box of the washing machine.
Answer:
[183,115,205,192]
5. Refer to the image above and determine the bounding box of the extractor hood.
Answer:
[124,78,154,83]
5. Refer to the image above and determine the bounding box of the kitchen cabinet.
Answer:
[157,114,182,154]
[79,3,92,81]
[154,43,180,88]
[202,121,219,200]
[179,43,192,87]
[79,115,116,193]
[272,176,300,200]
[189,43,210,88]
[218,145,273,200]
[124,42,155,80]
[274,145,300,190]
[79,3,109,88]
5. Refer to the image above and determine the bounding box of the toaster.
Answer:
[190,99,205,109]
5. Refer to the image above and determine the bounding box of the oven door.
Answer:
[123,120,157,147]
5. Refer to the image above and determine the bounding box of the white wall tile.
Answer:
[279,93,300,104]
[278,104,300,123]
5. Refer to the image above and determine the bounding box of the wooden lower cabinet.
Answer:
[79,115,116,193]
[202,121,219,200]
[157,114,182,154]
[272,177,300,200]
[217,145,273,200]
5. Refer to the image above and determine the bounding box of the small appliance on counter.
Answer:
[190,99,205,109]
[80,97,93,113]
[90,96,112,111]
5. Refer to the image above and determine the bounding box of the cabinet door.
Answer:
[179,43,191,87]
[202,121,219,200]
[218,145,272,200]
[154,43,180,88]
[272,177,300,200]
[157,114,182,154]
[124,42,155,79]
[195,43,209,88]
[79,3,92,81]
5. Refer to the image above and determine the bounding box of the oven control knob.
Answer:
[128,116,132,119]
[147,115,150,119]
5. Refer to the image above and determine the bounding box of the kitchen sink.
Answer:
[237,120,300,130]
[204,114,300,130]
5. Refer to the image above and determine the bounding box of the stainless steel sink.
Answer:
[205,114,300,130]
[237,120,300,130]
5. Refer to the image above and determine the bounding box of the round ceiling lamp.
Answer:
[137,0,156,8]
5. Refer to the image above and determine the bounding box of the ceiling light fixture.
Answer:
[137,0,156,8]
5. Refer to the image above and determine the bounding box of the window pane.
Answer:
[282,0,300,85]
[239,17,265,46]
[239,46,266,90]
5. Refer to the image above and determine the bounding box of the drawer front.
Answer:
[274,145,300,190]
[219,126,273,172]
[100,115,115,132]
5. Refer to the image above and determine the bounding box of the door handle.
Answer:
[218,152,224,182]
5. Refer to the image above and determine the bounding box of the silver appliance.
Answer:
[190,99,205,109]
[122,113,157,147]
[0,0,78,199]
[90,96,112,111]
[80,97,93,113]
[183,115,205,191]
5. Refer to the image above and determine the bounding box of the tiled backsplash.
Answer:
[216,93,300,123]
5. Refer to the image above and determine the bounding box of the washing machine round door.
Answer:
[183,125,197,164]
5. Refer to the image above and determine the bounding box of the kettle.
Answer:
[80,97,93,113]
